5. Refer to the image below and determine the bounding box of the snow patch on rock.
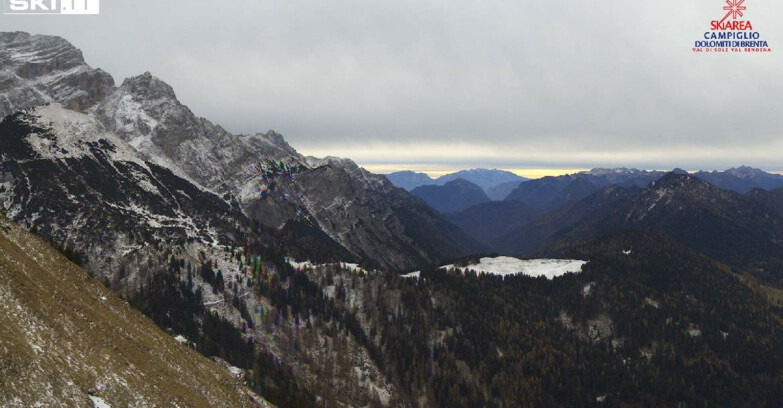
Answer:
[89,395,111,408]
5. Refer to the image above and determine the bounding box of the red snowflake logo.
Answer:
[720,0,747,23]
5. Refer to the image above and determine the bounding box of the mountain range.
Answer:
[0,31,476,406]
[0,31,478,274]
[386,168,527,194]
[447,167,783,246]
[5,30,783,408]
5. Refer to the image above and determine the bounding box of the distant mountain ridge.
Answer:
[411,179,491,214]
[6,30,783,408]
[0,31,479,273]
[445,201,540,244]
[495,172,783,282]
[0,32,463,406]
[386,168,527,194]
[692,166,783,193]
[505,168,666,211]
[384,171,435,191]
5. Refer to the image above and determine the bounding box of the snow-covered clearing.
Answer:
[441,257,587,279]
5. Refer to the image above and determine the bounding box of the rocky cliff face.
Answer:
[292,159,479,270]
[0,32,114,118]
[94,72,299,195]
[92,71,477,271]
[0,32,483,405]
[1,31,476,272]
[0,102,397,408]
[0,105,250,298]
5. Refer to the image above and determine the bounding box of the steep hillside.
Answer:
[494,184,639,254]
[0,105,248,295]
[300,230,783,407]
[0,104,405,408]
[486,180,524,200]
[0,32,114,118]
[385,171,435,191]
[0,31,476,273]
[0,212,266,408]
[445,200,541,244]
[91,65,475,272]
[505,168,664,211]
[411,179,491,214]
[693,166,783,193]
[498,173,783,283]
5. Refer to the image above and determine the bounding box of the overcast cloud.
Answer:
[2,0,782,173]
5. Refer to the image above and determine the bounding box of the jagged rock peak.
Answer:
[725,165,765,178]
[120,72,178,101]
[0,31,115,118]
[582,168,642,176]
[0,31,86,70]
[649,172,720,196]
[305,155,358,169]
[242,130,294,152]
[263,130,288,147]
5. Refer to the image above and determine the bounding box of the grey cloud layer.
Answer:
[2,0,782,169]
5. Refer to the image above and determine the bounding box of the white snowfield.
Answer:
[441,257,588,279]
[290,256,587,280]
[89,395,111,408]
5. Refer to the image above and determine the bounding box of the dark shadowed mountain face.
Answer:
[411,178,491,214]
[497,173,783,283]
[486,180,524,200]
[436,169,527,191]
[505,168,665,211]
[504,175,599,211]
[384,171,435,191]
[276,161,483,271]
[692,166,783,194]
[494,184,639,255]
[566,174,783,278]
[445,200,541,245]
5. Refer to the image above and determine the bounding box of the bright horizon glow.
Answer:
[358,165,783,180]
[359,164,591,179]
[5,3,783,172]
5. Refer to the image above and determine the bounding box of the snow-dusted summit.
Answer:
[0,32,114,118]
[1,31,478,272]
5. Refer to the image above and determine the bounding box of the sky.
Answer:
[2,0,783,177]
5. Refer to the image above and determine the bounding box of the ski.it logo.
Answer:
[693,0,771,53]
[4,0,99,15]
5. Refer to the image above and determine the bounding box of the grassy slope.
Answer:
[0,213,266,408]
